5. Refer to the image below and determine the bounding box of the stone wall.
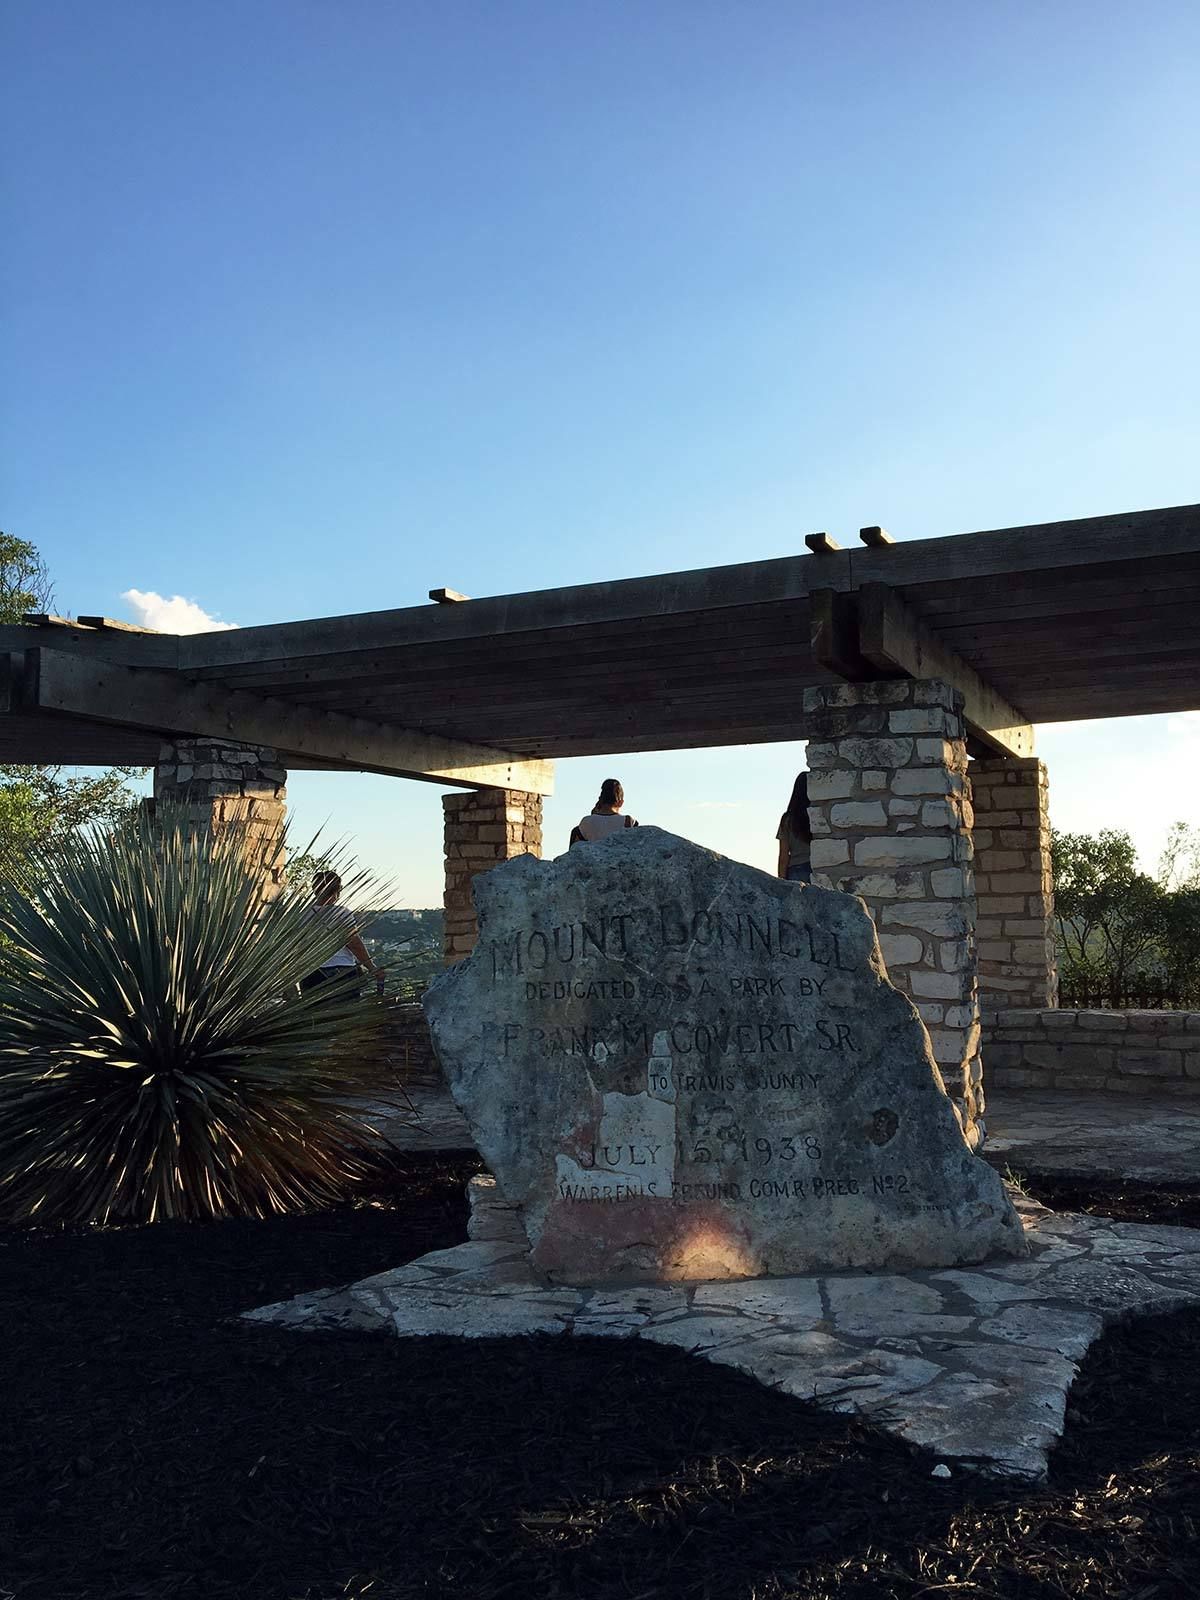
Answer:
[971,757,1057,1010]
[154,739,287,895]
[985,1008,1200,1094]
[386,1001,442,1085]
[803,678,982,1141]
[442,788,543,963]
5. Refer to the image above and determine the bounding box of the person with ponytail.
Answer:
[776,773,813,884]
[570,778,638,846]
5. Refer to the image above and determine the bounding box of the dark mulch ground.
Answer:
[3,1157,1200,1600]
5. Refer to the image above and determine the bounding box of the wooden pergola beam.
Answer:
[15,648,555,795]
[855,584,1035,758]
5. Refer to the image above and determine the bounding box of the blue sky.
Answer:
[4,1,1198,905]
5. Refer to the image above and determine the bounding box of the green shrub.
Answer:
[0,809,399,1226]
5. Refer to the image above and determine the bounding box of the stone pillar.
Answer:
[802,680,982,1144]
[442,788,543,964]
[153,740,287,896]
[971,756,1057,1010]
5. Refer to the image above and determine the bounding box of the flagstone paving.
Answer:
[246,1176,1200,1482]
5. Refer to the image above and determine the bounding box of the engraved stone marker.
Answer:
[423,829,1026,1283]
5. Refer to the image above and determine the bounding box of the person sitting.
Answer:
[570,778,638,846]
[776,774,813,884]
[301,869,386,992]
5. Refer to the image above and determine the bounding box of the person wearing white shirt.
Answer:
[300,869,386,993]
[570,778,638,846]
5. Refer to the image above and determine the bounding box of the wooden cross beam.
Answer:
[810,585,1035,758]
[12,648,555,794]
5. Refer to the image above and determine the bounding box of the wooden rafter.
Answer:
[15,649,554,794]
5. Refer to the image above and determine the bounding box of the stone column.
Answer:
[971,756,1057,1010]
[153,740,287,896]
[802,680,982,1144]
[442,788,543,964]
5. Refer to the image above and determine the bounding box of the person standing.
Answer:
[570,779,638,846]
[777,774,813,884]
[301,869,386,992]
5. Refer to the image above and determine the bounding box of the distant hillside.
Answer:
[360,908,442,995]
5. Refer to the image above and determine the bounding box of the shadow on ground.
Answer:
[2,1156,1198,1600]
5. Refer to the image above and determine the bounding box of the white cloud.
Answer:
[121,589,239,634]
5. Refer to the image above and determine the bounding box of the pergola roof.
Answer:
[3,502,1198,787]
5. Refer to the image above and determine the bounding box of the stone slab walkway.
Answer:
[246,1176,1200,1482]
[985,1089,1200,1184]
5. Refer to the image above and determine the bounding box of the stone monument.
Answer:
[424,828,1025,1282]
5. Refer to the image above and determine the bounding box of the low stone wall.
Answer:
[985,1008,1200,1095]
[385,1001,442,1086]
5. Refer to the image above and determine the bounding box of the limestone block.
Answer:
[839,873,926,899]
[1040,1012,1079,1032]
[992,1008,1041,1028]
[1117,1050,1182,1077]
[977,941,1011,963]
[879,933,924,966]
[806,705,889,739]
[1126,1012,1186,1034]
[424,827,1020,1280]
[810,840,851,868]
[921,801,960,830]
[889,709,955,734]
[854,837,952,867]
[862,770,888,791]
[913,682,957,708]
[909,971,963,998]
[938,939,972,973]
[1024,1045,1115,1073]
[926,1027,968,1059]
[914,738,958,767]
[830,801,888,828]
[888,799,920,817]
[930,868,968,898]
[987,1067,1043,1089]
[804,681,913,708]
[978,810,1023,828]
[1077,1011,1127,1031]
[880,904,966,937]
[838,737,914,768]
[807,772,858,801]
[892,770,957,796]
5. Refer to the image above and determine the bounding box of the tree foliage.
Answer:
[0,532,52,621]
[1052,824,1200,1004]
[0,535,143,888]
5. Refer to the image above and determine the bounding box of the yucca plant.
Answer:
[0,807,403,1226]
